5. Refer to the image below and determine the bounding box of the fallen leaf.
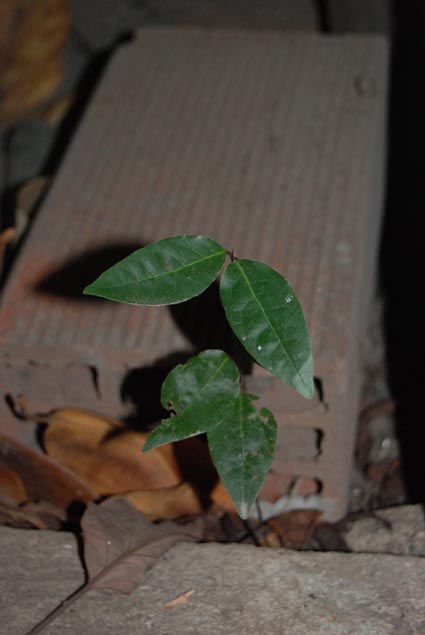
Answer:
[210,480,237,514]
[0,496,49,529]
[22,499,203,634]
[0,497,65,530]
[21,499,67,529]
[122,482,203,521]
[31,406,122,439]
[266,509,322,549]
[163,589,195,609]
[0,227,16,247]
[0,465,27,503]
[0,227,16,276]
[0,1,18,49]
[14,177,48,240]
[0,0,70,121]
[82,497,203,593]
[0,435,96,509]
[311,521,349,552]
[41,92,74,126]
[40,408,182,495]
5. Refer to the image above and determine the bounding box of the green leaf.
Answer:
[220,259,314,399]
[207,393,277,519]
[84,235,227,305]
[143,350,240,451]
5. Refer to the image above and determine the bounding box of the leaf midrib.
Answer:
[235,261,310,395]
[174,354,235,423]
[92,249,225,291]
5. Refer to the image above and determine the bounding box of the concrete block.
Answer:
[0,30,389,519]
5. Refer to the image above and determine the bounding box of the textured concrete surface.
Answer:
[1,526,424,635]
[0,528,84,635]
[344,505,425,556]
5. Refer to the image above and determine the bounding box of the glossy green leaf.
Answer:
[143,350,240,451]
[84,235,226,305]
[207,393,277,519]
[220,259,314,399]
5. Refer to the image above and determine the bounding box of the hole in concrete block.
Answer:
[314,428,325,457]
[313,376,325,404]
[4,394,23,419]
[89,365,101,398]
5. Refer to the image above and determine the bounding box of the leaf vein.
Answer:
[235,261,309,393]
[95,250,224,290]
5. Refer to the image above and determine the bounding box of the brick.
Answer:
[0,29,389,519]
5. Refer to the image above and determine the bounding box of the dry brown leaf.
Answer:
[0,227,16,246]
[266,509,322,549]
[0,227,17,274]
[38,407,122,448]
[26,499,203,633]
[0,0,70,121]
[82,497,203,593]
[15,176,48,239]
[41,93,74,126]
[0,497,66,530]
[0,435,96,508]
[0,1,19,50]
[210,480,237,514]
[122,482,203,521]
[0,465,27,503]
[0,497,48,529]
[41,408,182,495]
[163,589,195,609]
[20,499,66,529]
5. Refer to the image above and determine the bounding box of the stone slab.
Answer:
[0,528,84,635]
[344,505,425,556]
[1,526,424,635]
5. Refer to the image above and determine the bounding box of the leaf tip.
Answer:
[300,377,315,400]
[83,282,100,297]
[142,427,167,452]
[238,500,251,520]
[141,436,155,453]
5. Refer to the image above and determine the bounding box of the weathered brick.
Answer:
[0,30,388,519]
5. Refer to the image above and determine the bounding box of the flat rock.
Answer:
[0,528,84,635]
[1,527,425,635]
[344,505,425,556]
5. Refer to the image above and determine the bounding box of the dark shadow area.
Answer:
[121,352,195,429]
[173,436,218,498]
[35,242,143,298]
[314,0,331,32]
[41,36,132,177]
[0,37,131,288]
[380,0,425,503]
[170,281,253,374]
[0,183,49,291]
[120,281,252,429]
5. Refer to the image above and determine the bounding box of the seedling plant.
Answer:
[85,235,313,518]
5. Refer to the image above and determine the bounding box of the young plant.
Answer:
[84,235,313,518]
